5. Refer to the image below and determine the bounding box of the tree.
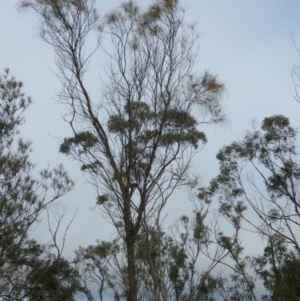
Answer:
[18,1,226,300]
[200,115,300,300]
[211,115,300,251]
[74,203,234,301]
[254,234,300,301]
[0,69,87,300]
[4,241,90,301]
[74,239,120,301]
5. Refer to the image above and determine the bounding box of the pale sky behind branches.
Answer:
[1,0,300,263]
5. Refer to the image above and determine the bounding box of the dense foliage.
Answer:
[0,69,89,300]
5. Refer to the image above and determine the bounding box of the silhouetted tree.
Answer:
[18,1,226,300]
[0,69,88,300]
[200,115,300,300]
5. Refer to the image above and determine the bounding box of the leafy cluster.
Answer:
[0,70,88,300]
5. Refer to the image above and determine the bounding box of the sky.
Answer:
[1,0,300,278]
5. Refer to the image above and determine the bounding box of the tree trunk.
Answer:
[124,193,138,301]
[126,234,138,301]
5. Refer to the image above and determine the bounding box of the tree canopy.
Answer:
[0,1,298,300]
[18,0,226,300]
[0,69,90,300]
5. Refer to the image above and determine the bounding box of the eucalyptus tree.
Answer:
[18,0,226,300]
[253,234,300,301]
[198,115,300,300]
[0,69,83,300]
[74,239,121,301]
[206,115,300,252]
[135,212,215,301]
[75,208,225,301]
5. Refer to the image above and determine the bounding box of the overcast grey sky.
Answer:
[1,0,300,260]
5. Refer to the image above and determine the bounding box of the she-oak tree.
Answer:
[18,0,226,300]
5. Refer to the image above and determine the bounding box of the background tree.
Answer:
[74,202,237,301]
[210,115,300,251]
[254,234,300,301]
[135,207,222,301]
[18,0,226,300]
[74,239,121,301]
[0,69,89,300]
[200,115,300,300]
